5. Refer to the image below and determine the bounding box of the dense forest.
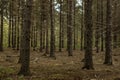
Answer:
[0,0,120,80]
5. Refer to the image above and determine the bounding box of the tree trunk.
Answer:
[8,1,12,48]
[82,0,94,70]
[81,0,84,51]
[95,0,101,53]
[50,0,55,57]
[67,0,73,56]
[17,0,20,50]
[104,0,112,65]
[73,0,76,50]
[0,0,4,51]
[18,0,32,76]
[100,0,104,51]
[59,0,63,52]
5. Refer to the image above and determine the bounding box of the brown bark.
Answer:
[104,0,113,65]
[82,0,94,70]
[67,0,73,56]
[50,0,55,57]
[18,0,32,76]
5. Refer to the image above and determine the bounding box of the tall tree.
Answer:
[11,0,17,49]
[50,0,55,57]
[100,0,104,51]
[61,0,65,49]
[73,0,76,50]
[18,0,32,75]
[95,0,101,53]
[113,0,118,49]
[104,0,112,65]
[8,0,12,48]
[59,0,62,52]
[18,0,24,63]
[67,0,73,56]
[16,0,20,50]
[80,0,84,51]
[0,0,4,51]
[39,0,44,52]
[82,0,94,70]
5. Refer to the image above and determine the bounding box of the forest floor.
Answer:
[0,48,120,80]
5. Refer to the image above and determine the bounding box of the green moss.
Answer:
[0,66,15,76]
[48,74,67,80]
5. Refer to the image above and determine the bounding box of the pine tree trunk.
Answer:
[18,0,24,63]
[100,0,104,51]
[113,0,118,49]
[73,0,76,50]
[17,0,20,50]
[81,0,84,51]
[0,0,4,51]
[45,19,49,54]
[104,0,112,65]
[50,0,55,57]
[95,0,101,53]
[59,0,62,52]
[67,0,73,56]
[18,0,32,76]
[8,1,12,48]
[82,0,94,70]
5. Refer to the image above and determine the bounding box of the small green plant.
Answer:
[0,66,15,76]
[5,77,13,80]
[18,75,25,80]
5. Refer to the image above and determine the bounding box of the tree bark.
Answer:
[67,0,73,56]
[0,0,4,51]
[18,0,32,76]
[50,0,55,57]
[104,0,113,65]
[82,0,94,70]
